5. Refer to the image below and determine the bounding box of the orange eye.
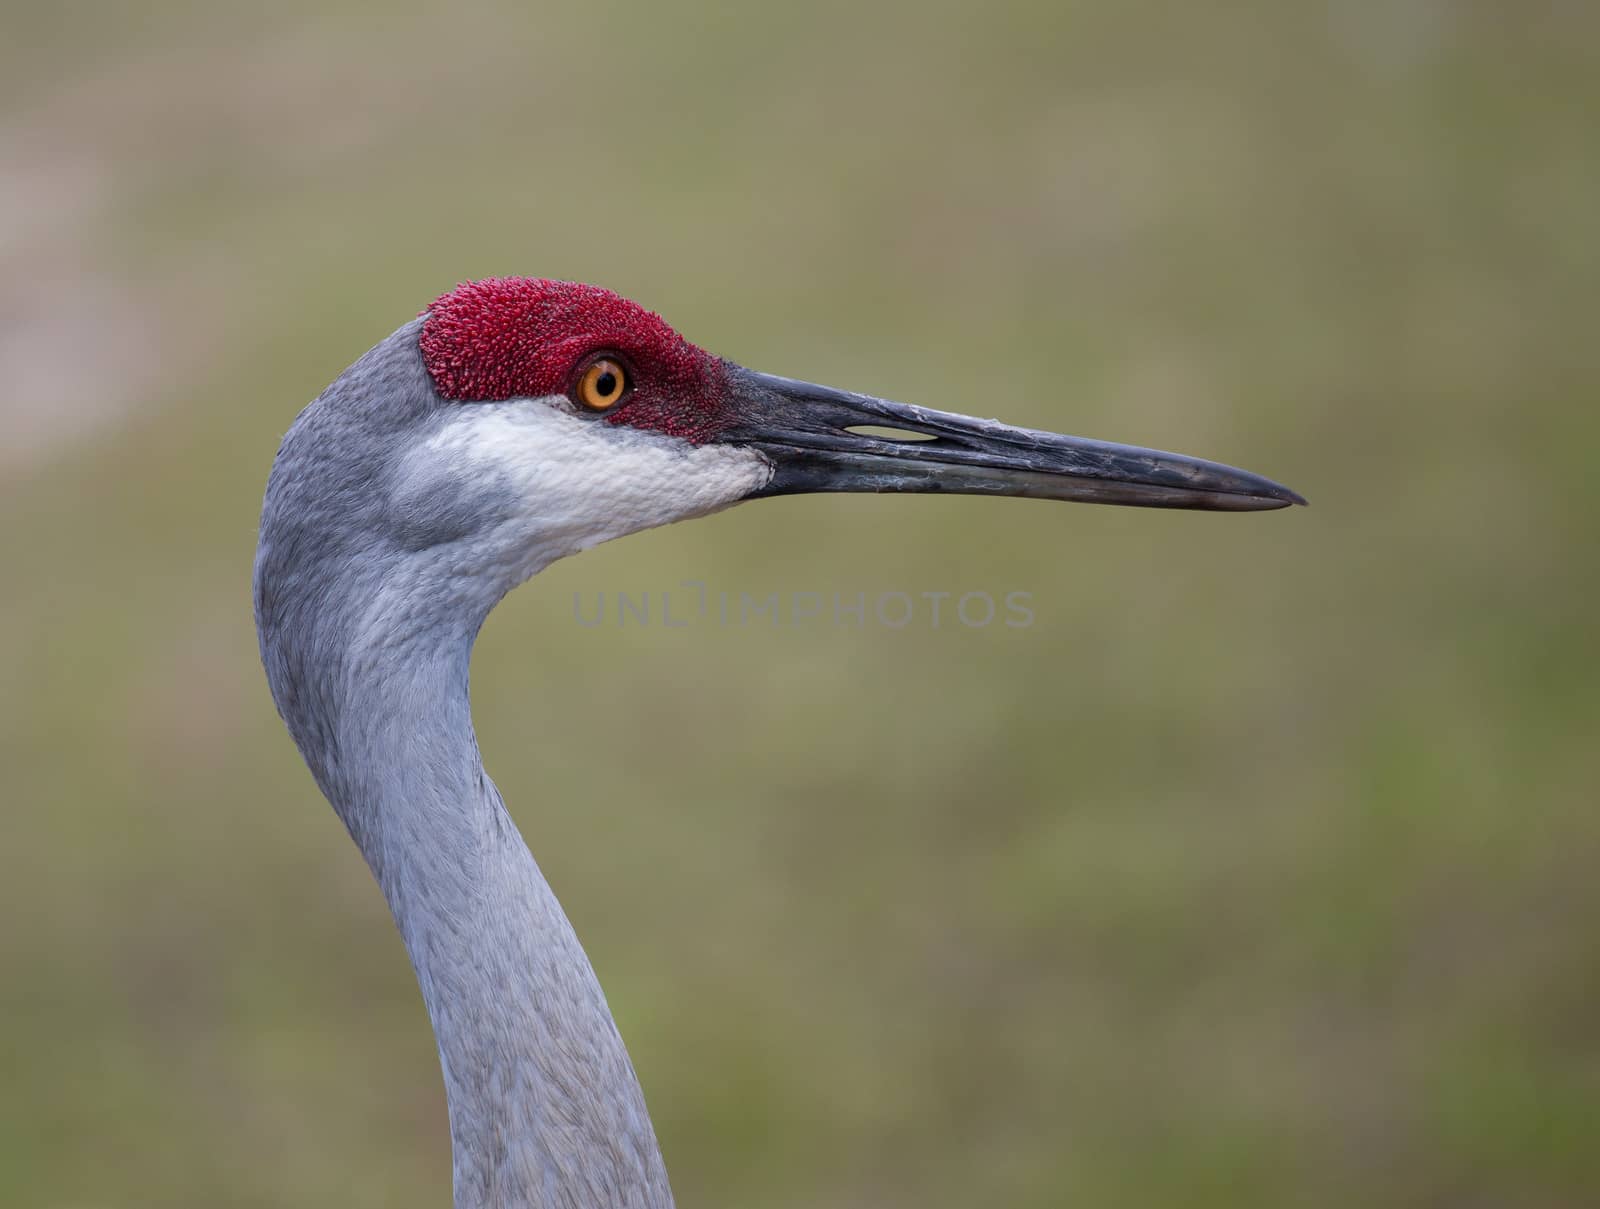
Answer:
[575,357,629,410]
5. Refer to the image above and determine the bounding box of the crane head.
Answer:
[261,278,1301,626]
[253,278,1301,1197]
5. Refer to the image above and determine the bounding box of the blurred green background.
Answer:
[3,2,1597,1206]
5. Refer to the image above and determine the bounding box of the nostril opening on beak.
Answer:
[844,425,937,443]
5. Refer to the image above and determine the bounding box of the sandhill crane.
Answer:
[253,277,1302,1207]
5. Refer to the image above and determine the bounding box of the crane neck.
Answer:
[267,590,674,1207]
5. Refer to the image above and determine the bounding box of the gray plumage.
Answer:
[256,324,675,1206]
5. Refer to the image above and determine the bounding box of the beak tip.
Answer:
[1245,476,1306,510]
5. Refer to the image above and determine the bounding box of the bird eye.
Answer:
[575,357,629,411]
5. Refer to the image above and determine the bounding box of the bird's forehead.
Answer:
[419,277,712,404]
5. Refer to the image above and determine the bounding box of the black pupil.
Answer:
[596,369,618,398]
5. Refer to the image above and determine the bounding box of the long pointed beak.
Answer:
[717,368,1305,511]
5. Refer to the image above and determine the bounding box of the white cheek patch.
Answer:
[427,397,773,582]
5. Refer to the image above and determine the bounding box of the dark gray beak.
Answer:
[716,368,1305,511]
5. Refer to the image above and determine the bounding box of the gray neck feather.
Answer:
[335,622,670,1208]
[255,326,674,1208]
